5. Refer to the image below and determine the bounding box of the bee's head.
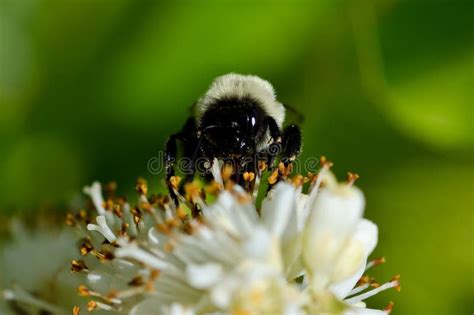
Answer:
[200,97,264,155]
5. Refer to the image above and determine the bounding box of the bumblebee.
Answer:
[165,73,302,204]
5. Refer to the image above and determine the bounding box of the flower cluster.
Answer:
[2,157,400,315]
[65,158,399,314]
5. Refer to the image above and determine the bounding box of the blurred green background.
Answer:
[0,0,472,314]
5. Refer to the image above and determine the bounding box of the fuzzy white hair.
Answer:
[195,73,286,127]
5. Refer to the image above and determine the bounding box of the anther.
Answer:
[347,172,360,186]
[80,238,94,256]
[71,260,88,273]
[66,213,76,226]
[87,300,97,311]
[136,178,148,195]
[391,275,401,292]
[169,176,181,190]
[384,301,394,313]
[78,285,90,296]
[243,172,255,182]
[268,169,279,185]
[320,156,333,168]
[365,256,386,270]
[73,306,81,315]
[292,175,304,187]
[258,161,267,172]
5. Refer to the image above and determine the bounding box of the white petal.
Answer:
[302,184,365,289]
[244,227,272,260]
[130,299,195,315]
[261,182,296,237]
[344,306,387,315]
[210,276,240,308]
[354,219,378,256]
[329,219,378,298]
[186,263,223,289]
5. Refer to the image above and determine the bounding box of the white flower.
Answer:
[0,220,82,314]
[3,159,399,315]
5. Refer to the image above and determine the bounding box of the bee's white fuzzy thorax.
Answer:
[195,73,286,127]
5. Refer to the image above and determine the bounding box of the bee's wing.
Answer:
[283,103,305,125]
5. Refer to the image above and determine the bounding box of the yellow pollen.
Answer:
[78,209,88,220]
[292,174,304,186]
[157,223,171,235]
[145,280,155,292]
[78,285,90,296]
[80,238,93,256]
[150,269,161,280]
[113,205,123,218]
[66,213,76,226]
[128,276,145,287]
[87,300,97,311]
[73,306,80,315]
[391,275,401,292]
[136,177,148,195]
[268,169,279,185]
[384,301,395,313]
[176,207,187,219]
[71,259,88,273]
[347,172,360,186]
[243,172,255,182]
[169,176,181,190]
[320,156,334,168]
[164,241,175,252]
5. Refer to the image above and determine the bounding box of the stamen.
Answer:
[80,237,94,256]
[169,176,181,191]
[258,161,267,172]
[319,156,334,169]
[306,164,330,205]
[292,174,304,187]
[4,287,64,314]
[87,215,117,243]
[346,172,360,187]
[268,169,279,185]
[365,257,386,271]
[73,306,80,315]
[384,301,395,314]
[115,244,168,270]
[211,158,223,185]
[87,300,98,311]
[136,178,148,195]
[243,172,255,182]
[344,276,400,304]
[66,213,76,226]
[78,285,121,305]
[348,283,370,296]
[83,182,107,215]
[71,259,89,273]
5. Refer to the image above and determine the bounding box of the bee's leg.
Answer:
[263,116,282,172]
[165,133,181,206]
[281,124,302,167]
[164,118,198,206]
[265,124,302,191]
